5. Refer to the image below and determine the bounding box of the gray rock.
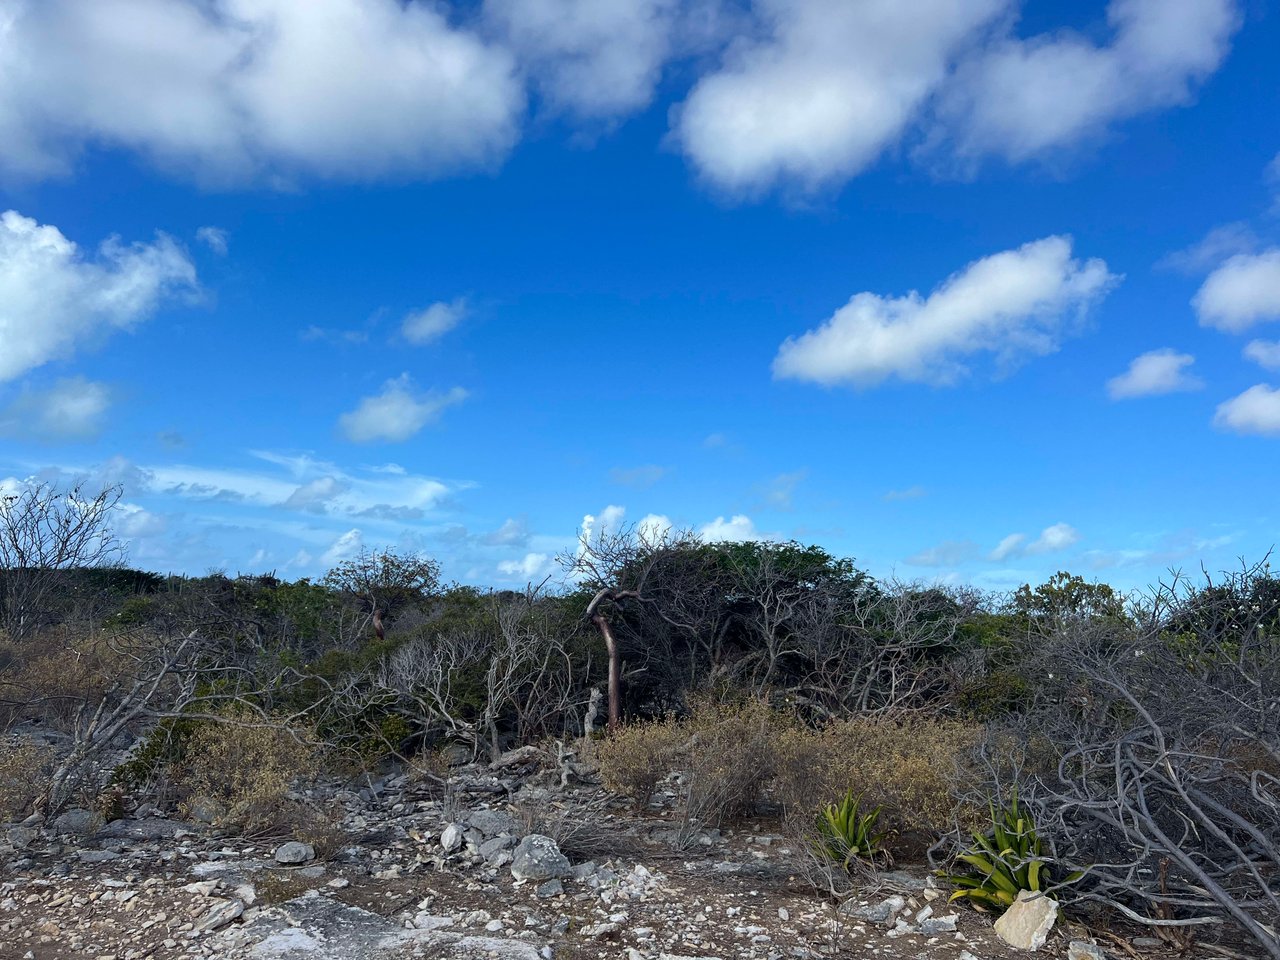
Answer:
[77,849,122,863]
[274,841,316,865]
[479,834,519,861]
[841,894,905,923]
[994,890,1058,951]
[535,879,563,898]
[1068,941,1107,960]
[918,913,959,934]
[510,834,571,880]
[52,808,103,836]
[6,826,37,849]
[198,897,246,932]
[95,817,190,841]
[467,809,519,838]
[440,823,465,852]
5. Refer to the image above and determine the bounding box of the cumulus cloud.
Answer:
[402,298,466,345]
[497,551,552,579]
[674,0,1005,193]
[989,533,1027,562]
[338,376,467,443]
[1193,250,1280,332]
[1029,522,1081,554]
[320,528,363,566]
[773,236,1117,387]
[699,514,760,542]
[0,377,113,439]
[1106,348,1202,399]
[195,225,228,255]
[637,513,674,542]
[933,0,1240,165]
[0,209,197,382]
[0,0,523,185]
[1244,340,1280,371]
[484,0,678,119]
[991,523,1080,560]
[1214,384,1280,436]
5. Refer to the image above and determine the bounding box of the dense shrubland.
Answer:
[1,483,1276,955]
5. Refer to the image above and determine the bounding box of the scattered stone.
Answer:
[841,894,905,922]
[197,897,245,933]
[510,834,571,880]
[994,890,1058,951]
[535,879,563,898]
[1068,941,1108,960]
[440,823,465,852]
[52,808,103,836]
[273,841,315,865]
[467,810,519,837]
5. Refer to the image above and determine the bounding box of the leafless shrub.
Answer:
[0,482,124,641]
[978,561,1280,958]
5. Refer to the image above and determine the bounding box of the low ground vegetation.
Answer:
[1,484,1277,957]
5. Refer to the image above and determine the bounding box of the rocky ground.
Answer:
[0,750,1197,960]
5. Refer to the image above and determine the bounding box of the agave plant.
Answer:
[944,790,1072,910]
[815,790,888,869]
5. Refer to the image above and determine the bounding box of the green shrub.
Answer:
[944,791,1074,910]
[815,790,887,869]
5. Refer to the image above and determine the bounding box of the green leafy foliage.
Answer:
[944,791,1072,910]
[815,790,887,868]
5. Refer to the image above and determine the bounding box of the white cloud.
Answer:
[674,0,1005,193]
[1214,384,1280,436]
[933,0,1240,165]
[579,504,628,552]
[0,209,197,382]
[338,376,467,443]
[402,298,466,345]
[282,476,350,513]
[484,517,531,546]
[484,0,678,119]
[637,513,674,542]
[0,0,523,185]
[320,528,363,566]
[699,514,760,542]
[195,225,228,255]
[1158,222,1257,274]
[0,377,113,439]
[907,539,978,567]
[990,523,1080,560]
[1244,340,1280,371]
[990,533,1027,561]
[1106,348,1202,399]
[497,551,552,579]
[773,236,1117,387]
[116,502,168,538]
[1028,522,1081,554]
[1193,249,1280,332]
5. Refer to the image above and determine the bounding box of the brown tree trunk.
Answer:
[592,611,622,733]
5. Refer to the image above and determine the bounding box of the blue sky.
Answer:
[1,0,1278,593]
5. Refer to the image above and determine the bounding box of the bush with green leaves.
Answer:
[944,792,1073,910]
[815,790,888,869]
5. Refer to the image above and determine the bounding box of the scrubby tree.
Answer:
[322,547,440,643]
[0,482,124,641]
